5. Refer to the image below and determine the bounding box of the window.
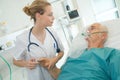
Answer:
[91,0,119,22]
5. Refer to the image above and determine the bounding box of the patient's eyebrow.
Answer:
[88,26,98,31]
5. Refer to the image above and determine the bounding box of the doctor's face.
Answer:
[39,5,54,27]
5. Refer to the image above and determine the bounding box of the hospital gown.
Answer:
[58,47,120,80]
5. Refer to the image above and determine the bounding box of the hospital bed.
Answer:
[68,19,120,58]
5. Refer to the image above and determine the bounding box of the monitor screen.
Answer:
[68,10,79,19]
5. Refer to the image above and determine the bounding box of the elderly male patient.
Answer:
[39,23,120,80]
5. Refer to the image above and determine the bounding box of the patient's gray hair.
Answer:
[91,23,108,32]
[90,23,108,43]
[99,24,108,32]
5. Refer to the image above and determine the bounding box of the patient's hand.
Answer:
[38,57,56,70]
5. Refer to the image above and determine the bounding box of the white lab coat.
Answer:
[13,27,64,80]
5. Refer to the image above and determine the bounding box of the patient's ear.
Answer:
[102,33,108,40]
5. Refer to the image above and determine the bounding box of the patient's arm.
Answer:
[38,59,61,79]
[49,66,61,79]
[109,50,120,80]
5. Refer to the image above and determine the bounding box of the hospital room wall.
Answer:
[51,0,96,25]
[76,0,96,26]
[0,0,34,37]
[76,0,120,25]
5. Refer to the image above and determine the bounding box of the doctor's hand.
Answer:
[38,57,56,70]
[26,58,38,70]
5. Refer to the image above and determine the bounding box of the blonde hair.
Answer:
[23,0,51,22]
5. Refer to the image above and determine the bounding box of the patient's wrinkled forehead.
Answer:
[88,23,101,32]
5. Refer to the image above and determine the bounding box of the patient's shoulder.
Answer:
[104,47,120,53]
[106,47,120,51]
[105,47,120,58]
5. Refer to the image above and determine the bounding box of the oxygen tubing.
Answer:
[0,55,12,80]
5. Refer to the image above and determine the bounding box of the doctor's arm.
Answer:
[53,51,64,64]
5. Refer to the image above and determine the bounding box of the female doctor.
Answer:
[13,0,64,80]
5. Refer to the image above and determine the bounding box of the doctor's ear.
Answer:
[35,12,43,20]
[35,10,45,17]
[35,12,40,19]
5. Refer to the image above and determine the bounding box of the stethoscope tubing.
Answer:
[27,27,60,53]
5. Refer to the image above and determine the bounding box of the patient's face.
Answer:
[82,23,104,39]
[86,23,105,43]
[85,23,102,39]
[84,23,108,48]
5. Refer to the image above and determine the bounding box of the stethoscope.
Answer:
[27,27,60,80]
[27,27,60,53]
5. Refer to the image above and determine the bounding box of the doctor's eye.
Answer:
[48,13,53,16]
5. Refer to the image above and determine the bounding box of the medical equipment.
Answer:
[27,27,60,53]
[0,55,12,80]
[81,31,108,38]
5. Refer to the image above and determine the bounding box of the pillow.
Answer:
[68,27,88,58]
[68,19,120,58]
[101,19,120,49]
